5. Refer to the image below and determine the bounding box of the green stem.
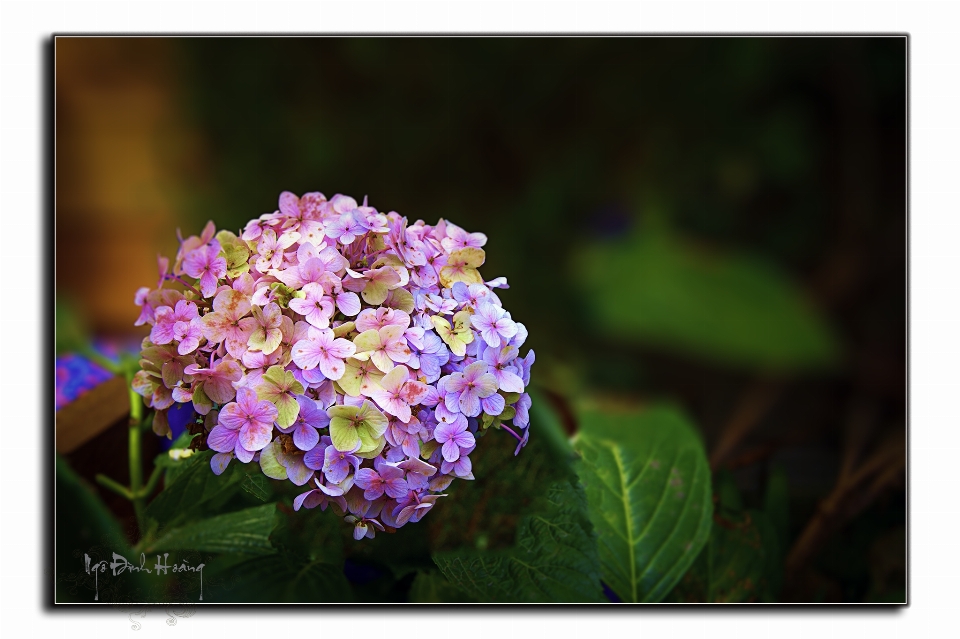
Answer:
[126,372,146,537]
[95,473,133,499]
[140,465,163,500]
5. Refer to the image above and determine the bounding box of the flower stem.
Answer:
[500,424,523,442]
[125,370,146,538]
[165,274,211,304]
[141,465,163,500]
[95,473,133,499]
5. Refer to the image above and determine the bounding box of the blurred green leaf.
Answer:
[573,229,839,370]
[573,404,712,603]
[433,478,606,603]
[408,570,476,603]
[55,297,90,355]
[144,503,277,556]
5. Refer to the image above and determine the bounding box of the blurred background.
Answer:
[55,37,906,602]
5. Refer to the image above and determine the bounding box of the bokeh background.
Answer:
[55,37,906,602]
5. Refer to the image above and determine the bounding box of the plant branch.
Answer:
[95,473,133,499]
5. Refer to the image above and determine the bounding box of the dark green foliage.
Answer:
[433,479,606,603]
[408,571,476,603]
[145,451,243,528]
[144,503,277,556]
[203,503,351,603]
[668,471,784,602]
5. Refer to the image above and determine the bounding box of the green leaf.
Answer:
[573,404,712,603]
[573,229,839,370]
[669,509,782,603]
[527,387,574,460]
[144,504,277,556]
[240,472,271,502]
[201,503,350,603]
[433,478,606,603]
[145,451,242,528]
[408,571,477,603]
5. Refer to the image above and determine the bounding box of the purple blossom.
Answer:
[451,281,498,309]
[256,228,298,272]
[291,327,356,381]
[208,387,278,456]
[280,395,330,451]
[200,289,253,357]
[368,365,429,423]
[151,300,199,345]
[355,463,408,500]
[325,210,367,245]
[441,454,474,479]
[172,317,204,355]
[470,301,518,348]
[294,476,347,512]
[183,242,227,297]
[514,392,532,427]
[288,282,335,328]
[481,344,526,393]
[442,361,498,417]
[434,416,476,463]
[322,445,360,484]
[441,221,487,253]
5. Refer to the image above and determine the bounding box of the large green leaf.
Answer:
[143,503,277,556]
[201,503,351,603]
[145,451,242,528]
[573,404,712,603]
[433,478,606,602]
[573,229,839,370]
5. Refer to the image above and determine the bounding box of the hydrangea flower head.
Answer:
[133,189,534,537]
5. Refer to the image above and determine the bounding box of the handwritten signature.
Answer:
[84,553,205,601]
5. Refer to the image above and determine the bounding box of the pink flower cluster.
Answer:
[132,191,534,539]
